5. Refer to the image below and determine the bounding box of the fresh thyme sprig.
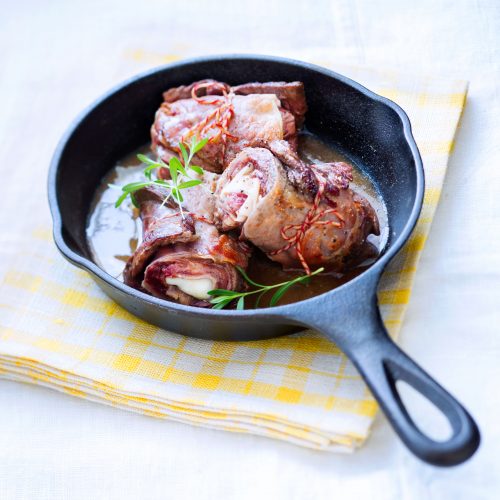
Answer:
[112,136,208,217]
[208,267,324,310]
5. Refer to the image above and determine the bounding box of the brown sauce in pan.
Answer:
[87,135,388,307]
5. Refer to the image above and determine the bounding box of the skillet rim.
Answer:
[48,53,425,320]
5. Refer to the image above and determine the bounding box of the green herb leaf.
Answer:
[153,179,171,188]
[208,267,325,310]
[137,153,157,166]
[179,143,189,165]
[210,295,237,304]
[144,163,161,180]
[170,156,186,176]
[130,193,139,208]
[268,271,320,307]
[235,266,264,288]
[121,181,154,193]
[254,291,266,309]
[192,137,209,154]
[114,191,129,208]
[269,279,300,306]
[178,179,202,189]
[115,138,209,217]
[212,298,234,309]
[169,158,179,184]
[207,289,237,296]
[189,165,204,175]
[190,135,198,153]
[171,188,184,202]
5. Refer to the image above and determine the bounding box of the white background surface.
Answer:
[1,0,499,498]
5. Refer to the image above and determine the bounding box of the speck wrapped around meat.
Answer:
[215,147,380,273]
[123,184,250,306]
[151,79,307,173]
[232,81,308,127]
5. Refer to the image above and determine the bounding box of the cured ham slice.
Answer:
[231,81,307,127]
[151,80,307,173]
[124,183,250,306]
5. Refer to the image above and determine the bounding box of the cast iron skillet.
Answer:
[48,55,480,466]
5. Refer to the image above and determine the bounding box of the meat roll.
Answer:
[151,80,307,173]
[124,183,250,306]
[215,147,379,273]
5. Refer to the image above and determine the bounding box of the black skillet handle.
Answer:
[289,272,480,466]
[346,324,480,466]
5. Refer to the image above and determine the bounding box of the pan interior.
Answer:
[52,57,420,310]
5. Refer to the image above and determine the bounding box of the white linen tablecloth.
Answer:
[0,0,499,498]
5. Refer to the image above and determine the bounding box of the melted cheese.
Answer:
[165,277,215,300]
[221,165,261,222]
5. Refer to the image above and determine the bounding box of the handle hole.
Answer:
[396,380,452,442]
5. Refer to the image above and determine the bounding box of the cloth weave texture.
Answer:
[0,62,467,451]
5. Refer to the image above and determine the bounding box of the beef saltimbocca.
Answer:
[151,79,306,173]
[121,79,381,307]
[123,176,250,307]
[215,146,379,273]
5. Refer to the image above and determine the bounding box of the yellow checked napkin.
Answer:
[0,63,467,451]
